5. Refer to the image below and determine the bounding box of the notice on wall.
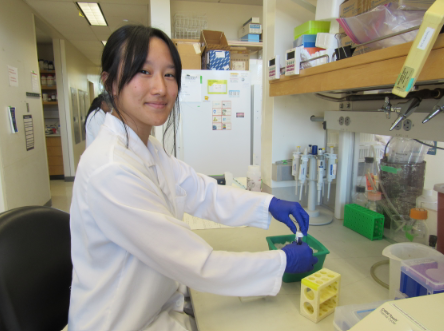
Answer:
[180,74,201,103]
[212,100,232,130]
[23,115,34,151]
[208,80,227,94]
[8,66,18,87]
[31,72,39,92]
[7,106,18,133]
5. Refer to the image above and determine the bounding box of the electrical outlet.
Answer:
[403,119,412,131]
[345,117,351,126]
[339,103,344,110]
[339,116,344,125]
[394,121,402,130]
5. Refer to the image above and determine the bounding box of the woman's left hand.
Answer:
[268,197,309,235]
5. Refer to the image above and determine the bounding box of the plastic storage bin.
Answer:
[343,204,384,240]
[382,242,443,299]
[294,20,330,40]
[333,300,388,331]
[266,234,329,283]
[400,255,444,297]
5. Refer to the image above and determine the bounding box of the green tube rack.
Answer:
[343,204,384,241]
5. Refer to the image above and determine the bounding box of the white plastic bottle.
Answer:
[247,165,261,192]
[416,189,438,237]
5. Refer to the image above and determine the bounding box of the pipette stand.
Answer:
[305,155,333,226]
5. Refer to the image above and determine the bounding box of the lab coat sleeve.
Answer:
[171,157,274,229]
[87,162,285,297]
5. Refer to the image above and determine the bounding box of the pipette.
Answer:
[298,148,309,197]
[317,148,325,204]
[292,147,301,196]
[325,146,337,201]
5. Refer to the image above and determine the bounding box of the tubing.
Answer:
[370,259,389,289]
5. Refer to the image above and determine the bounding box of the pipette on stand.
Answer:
[317,148,325,204]
[292,147,301,197]
[299,148,309,198]
[325,146,337,201]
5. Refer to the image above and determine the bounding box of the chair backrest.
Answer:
[0,206,72,331]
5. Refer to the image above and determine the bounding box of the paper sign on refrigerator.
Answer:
[208,80,227,94]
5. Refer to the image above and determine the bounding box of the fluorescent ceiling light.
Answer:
[102,41,107,46]
[77,2,107,26]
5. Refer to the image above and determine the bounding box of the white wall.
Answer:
[0,0,51,210]
[64,41,100,173]
[424,142,444,191]
[170,1,263,40]
[262,0,333,196]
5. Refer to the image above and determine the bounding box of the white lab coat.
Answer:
[85,108,106,147]
[68,114,286,331]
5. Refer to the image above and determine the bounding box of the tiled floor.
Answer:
[50,180,73,213]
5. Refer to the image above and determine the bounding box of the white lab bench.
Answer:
[190,217,394,331]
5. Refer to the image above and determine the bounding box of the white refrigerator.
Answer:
[177,70,253,178]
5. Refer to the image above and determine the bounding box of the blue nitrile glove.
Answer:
[268,197,309,235]
[281,242,318,274]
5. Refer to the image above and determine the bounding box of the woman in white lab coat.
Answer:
[85,93,112,147]
[68,25,317,331]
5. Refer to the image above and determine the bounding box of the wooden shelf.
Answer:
[172,39,262,52]
[41,86,56,90]
[269,34,444,97]
[40,70,55,74]
[43,101,58,105]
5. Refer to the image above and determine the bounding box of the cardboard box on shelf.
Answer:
[240,34,261,42]
[174,41,202,70]
[339,0,390,18]
[238,23,262,39]
[339,0,433,18]
[200,30,230,54]
[243,17,260,26]
[340,34,353,47]
[230,48,250,71]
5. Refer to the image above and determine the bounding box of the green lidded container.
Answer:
[343,204,384,241]
[266,234,330,283]
[294,20,331,40]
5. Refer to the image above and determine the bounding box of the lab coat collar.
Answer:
[103,113,155,167]
[103,114,179,217]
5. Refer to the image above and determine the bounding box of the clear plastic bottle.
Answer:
[416,189,438,237]
[404,208,429,245]
[246,165,261,192]
[366,191,383,213]
[354,186,367,207]
[387,137,431,164]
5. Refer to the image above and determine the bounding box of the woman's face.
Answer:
[113,37,178,142]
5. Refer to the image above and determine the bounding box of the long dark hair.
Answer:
[84,93,107,125]
[101,25,182,152]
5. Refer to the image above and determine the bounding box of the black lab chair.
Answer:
[0,206,72,331]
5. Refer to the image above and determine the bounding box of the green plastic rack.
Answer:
[266,234,330,283]
[343,204,384,240]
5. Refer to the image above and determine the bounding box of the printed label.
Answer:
[394,66,415,92]
[417,27,435,50]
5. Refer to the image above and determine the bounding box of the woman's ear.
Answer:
[101,72,109,89]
